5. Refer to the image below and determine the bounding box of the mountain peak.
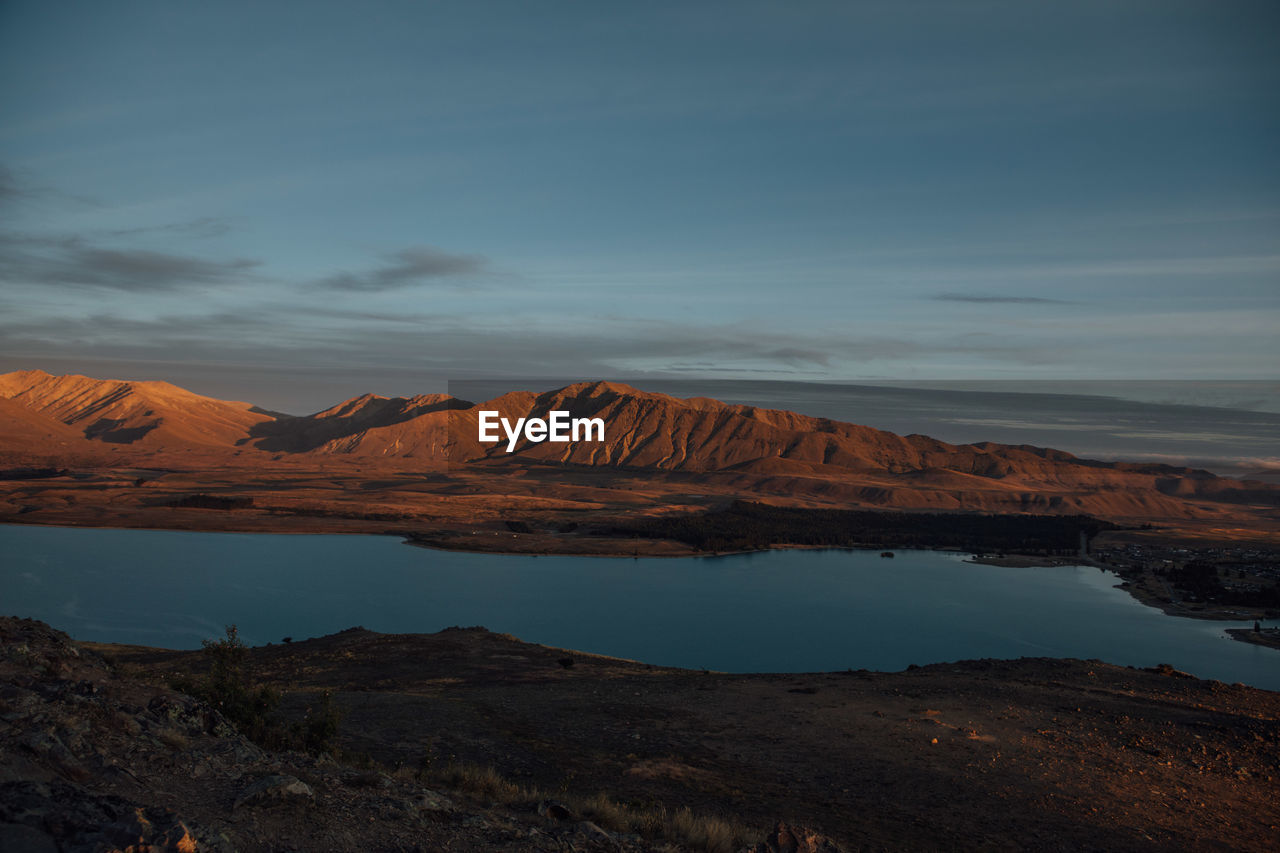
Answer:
[553,380,647,398]
[312,393,392,419]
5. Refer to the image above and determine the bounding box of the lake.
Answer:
[2,524,1276,690]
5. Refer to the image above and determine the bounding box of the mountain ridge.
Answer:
[2,369,1277,526]
[0,368,272,447]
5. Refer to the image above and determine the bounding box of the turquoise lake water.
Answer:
[1,524,1276,689]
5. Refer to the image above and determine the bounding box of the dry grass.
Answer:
[439,761,533,803]
[569,792,752,852]
[577,791,630,831]
[666,806,741,853]
[418,761,757,851]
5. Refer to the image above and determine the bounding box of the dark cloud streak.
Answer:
[931,293,1072,305]
[0,233,259,291]
[0,165,22,202]
[101,217,234,239]
[0,306,1052,379]
[316,246,489,291]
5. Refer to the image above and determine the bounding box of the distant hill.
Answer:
[0,369,272,449]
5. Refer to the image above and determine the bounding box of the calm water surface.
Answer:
[2,525,1276,689]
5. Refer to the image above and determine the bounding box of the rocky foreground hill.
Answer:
[4,616,1278,851]
[1,616,815,852]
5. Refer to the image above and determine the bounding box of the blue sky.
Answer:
[1,1,1277,410]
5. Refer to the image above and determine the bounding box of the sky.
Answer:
[1,0,1277,412]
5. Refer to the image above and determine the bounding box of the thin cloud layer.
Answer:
[0,306,1056,382]
[0,233,259,292]
[102,217,234,240]
[932,293,1071,305]
[317,246,489,291]
[0,165,21,201]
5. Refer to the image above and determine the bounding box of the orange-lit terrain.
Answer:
[4,367,1279,629]
[2,369,1278,552]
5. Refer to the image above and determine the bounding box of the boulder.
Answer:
[233,774,315,809]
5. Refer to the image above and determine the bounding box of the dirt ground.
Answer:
[98,624,1280,851]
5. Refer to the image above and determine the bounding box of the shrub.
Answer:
[196,625,281,743]
[173,625,340,754]
[302,690,341,753]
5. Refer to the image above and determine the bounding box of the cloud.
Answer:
[0,233,259,291]
[0,305,1051,384]
[761,347,832,366]
[29,297,1280,412]
[0,313,1060,416]
[101,217,234,239]
[931,293,1071,305]
[0,165,21,201]
[0,163,97,209]
[317,246,488,291]
[0,171,246,288]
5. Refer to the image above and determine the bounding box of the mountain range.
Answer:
[1,368,1277,528]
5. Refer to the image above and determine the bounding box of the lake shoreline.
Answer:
[964,551,1279,639]
[5,517,1276,649]
[1225,628,1280,650]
